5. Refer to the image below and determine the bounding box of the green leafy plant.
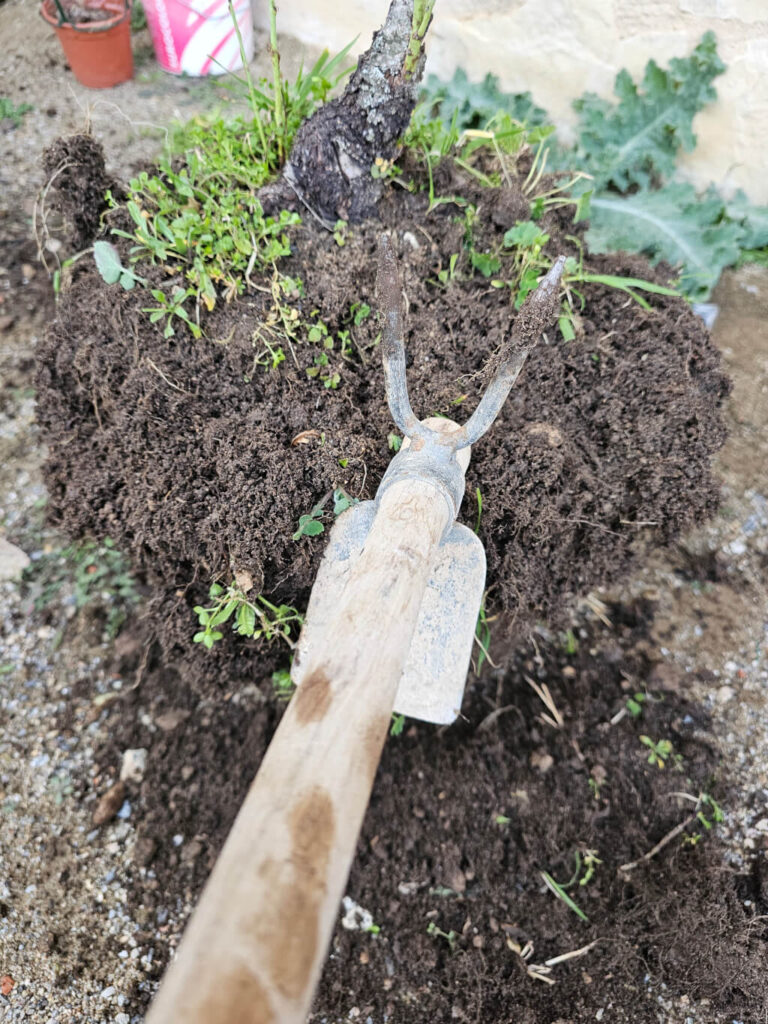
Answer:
[0,96,33,128]
[193,581,302,649]
[271,667,295,700]
[93,240,147,291]
[435,252,459,287]
[390,713,406,737]
[332,488,358,516]
[465,214,677,331]
[425,37,768,298]
[426,920,459,952]
[540,870,588,923]
[105,23,354,335]
[626,692,646,717]
[639,734,681,769]
[475,593,493,673]
[540,847,599,922]
[696,791,724,830]
[421,68,548,133]
[144,286,202,339]
[23,537,140,638]
[569,33,724,192]
[474,487,483,535]
[293,502,326,540]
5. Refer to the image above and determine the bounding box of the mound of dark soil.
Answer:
[101,599,767,1022]
[36,147,728,683]
[35,136,755,1023]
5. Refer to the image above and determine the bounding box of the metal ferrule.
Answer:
[375,436,467,524]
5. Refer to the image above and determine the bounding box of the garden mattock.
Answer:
[146,238,565,1024]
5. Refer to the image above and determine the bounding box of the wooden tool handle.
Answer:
[146,479,452,1024]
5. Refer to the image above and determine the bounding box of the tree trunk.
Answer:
[280,0,432,225]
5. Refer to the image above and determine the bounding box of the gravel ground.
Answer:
[1,3,767,1019]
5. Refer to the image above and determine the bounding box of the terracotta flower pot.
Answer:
[40,0,133,89]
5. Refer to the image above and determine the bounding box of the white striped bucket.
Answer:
[143,0,254,77]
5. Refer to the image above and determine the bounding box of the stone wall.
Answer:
[257,0,768,204]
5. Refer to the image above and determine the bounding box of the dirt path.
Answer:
[1,3,767,1020]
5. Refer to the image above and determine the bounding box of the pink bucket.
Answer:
[143,0,254,76]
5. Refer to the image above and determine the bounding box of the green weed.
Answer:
[293,502,326,540]
[426,920,459,952]
[475,593,493,673]
[0,96,32,127]
[293,489,358,540]
[22,538,140,639]
[640,734,681,770]
[101,24,353,335]
[626,692,646,717]
[424,37,768,298]
[540,870,588,923]
[474,487,483,535]
[193,581,302,650]
[93,240,147,291]
[271,667,295,700]
[390,713,406,737]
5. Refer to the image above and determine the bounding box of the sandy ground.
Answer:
[1,1,767,1021]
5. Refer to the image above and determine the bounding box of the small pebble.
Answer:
[119,748,147,784]
[93,781,126,826]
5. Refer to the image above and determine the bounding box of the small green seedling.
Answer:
[333,488,358,516]
[293,503,325,540]
[271,667,294,700]
[640,735,677,769]
[561,628,579,655]
[495,814,511,825]
[540,870,588,922]
[474,487,483,535]
[696,792,724,830]
[426,921,459,952]
[350,300,371,326]
[475,592,493,673]
[93,240,147,291]
[0,96,33,127]
[626,692,646,717]
[578,849,601,886]
[390,713,406,736]
[540,846,599,921]
[144,286,202,339]
[387,433,402,452]
[23,536,140,639]
[436,253,459,287]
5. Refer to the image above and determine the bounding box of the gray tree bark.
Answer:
[269,0,431,225]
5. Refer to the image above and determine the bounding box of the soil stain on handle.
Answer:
[293,668,332,725]
[266,787,335,1000]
